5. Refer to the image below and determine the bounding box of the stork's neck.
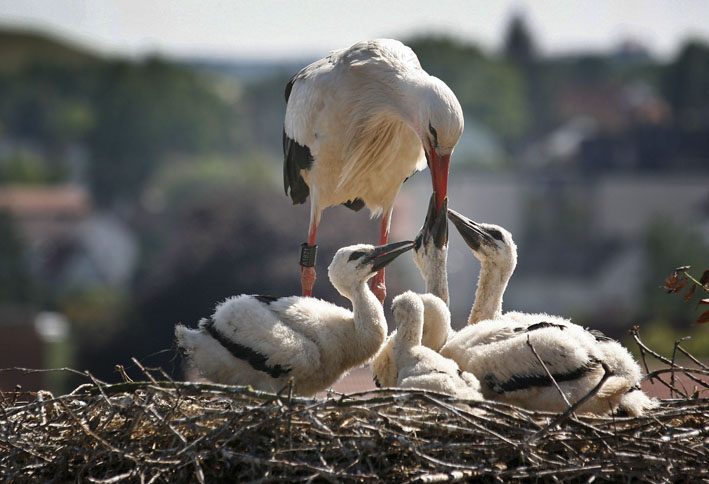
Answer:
[425,257,449,307]
[394,74,433,139]
[348,282,388,357]
[420,295,451,352]
[414,243,450,306]
[393,318,422,356]
[467,263,511,325]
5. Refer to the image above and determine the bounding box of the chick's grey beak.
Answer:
[367,240,415,273]
[415,193,448,250]
[447,208,489,251]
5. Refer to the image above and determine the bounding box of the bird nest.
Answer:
[2,332,709,483]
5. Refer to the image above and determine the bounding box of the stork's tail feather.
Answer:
[617,386,659,417]
[174,324,196,353]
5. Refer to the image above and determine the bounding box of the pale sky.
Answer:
[1,0,708,61]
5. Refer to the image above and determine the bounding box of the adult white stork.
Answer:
[284,38,464,303]
[175,240,413,397]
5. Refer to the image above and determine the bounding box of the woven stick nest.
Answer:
[2,330,709,483]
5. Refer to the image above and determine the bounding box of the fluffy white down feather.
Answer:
[176,243,400,397]
[371,292,451,388]
[440,210,656,415]
[392,292,481,400]
[441,312,657,415]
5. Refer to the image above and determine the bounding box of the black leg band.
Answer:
[300,243,318,267]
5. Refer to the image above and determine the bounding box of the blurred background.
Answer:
[0,0,707,394]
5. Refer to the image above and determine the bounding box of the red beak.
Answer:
[426,150,450,215]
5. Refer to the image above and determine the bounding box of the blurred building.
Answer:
[0,185,138,391]
[0,185,137,289]
[0,305,43,391]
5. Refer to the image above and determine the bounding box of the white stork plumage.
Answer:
[447,208,517,325]
[175,240,413,397]
[392,291,482,400]
[439,209,656,415]
[283,39,464,303]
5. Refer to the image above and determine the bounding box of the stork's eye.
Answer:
[348,251,366,261]
[428,122,438,147]
[487,229,504,241]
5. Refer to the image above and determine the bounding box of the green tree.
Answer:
[87,58,246,207]
[663,40,709,126]
[503,12,536,68]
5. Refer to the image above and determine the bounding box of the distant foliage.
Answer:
[503,12,537,68]
[663,266,709,324]
[87,58,247,206]
[663,41,709,125]
[0,56,249,207]
[643,217,709,323]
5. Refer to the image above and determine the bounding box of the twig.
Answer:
[131,357,159,384]
[630,327,708,389]
[528,362,613,442]
[526,334,572,409]
[405,470,478,483]
[675,344,709,370]
[87,470,137,483]
[641,368,709,387]
[56,398,139,463]
[115,365,134,383]
[0,366,102,381]
[671,337,691,397]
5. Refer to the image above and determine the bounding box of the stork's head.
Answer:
[414,193,448,252]
[328,241,414,297]
[419,76,464,215]
[413,194,449,302]
[447,209,517,273]
[391,291,425,342]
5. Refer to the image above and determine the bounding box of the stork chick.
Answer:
[284,38,464,302]
[393,291,482,400]
[440,209,656,415]
[372,194,451,388]
[448,208,517,324]
[176,241,413,397]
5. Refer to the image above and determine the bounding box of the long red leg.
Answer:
[301,220,318,297]
[299,195,326,298]
[369,209,392,303]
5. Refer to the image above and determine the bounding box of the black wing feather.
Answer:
[285,76,295,102]
[254,295,279,305]
[283,129,313,205]
[343,198,365,211]
[283,74,314,205]
[484,358,602,394]
[588,328,615,342]
[203,318,291,379]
